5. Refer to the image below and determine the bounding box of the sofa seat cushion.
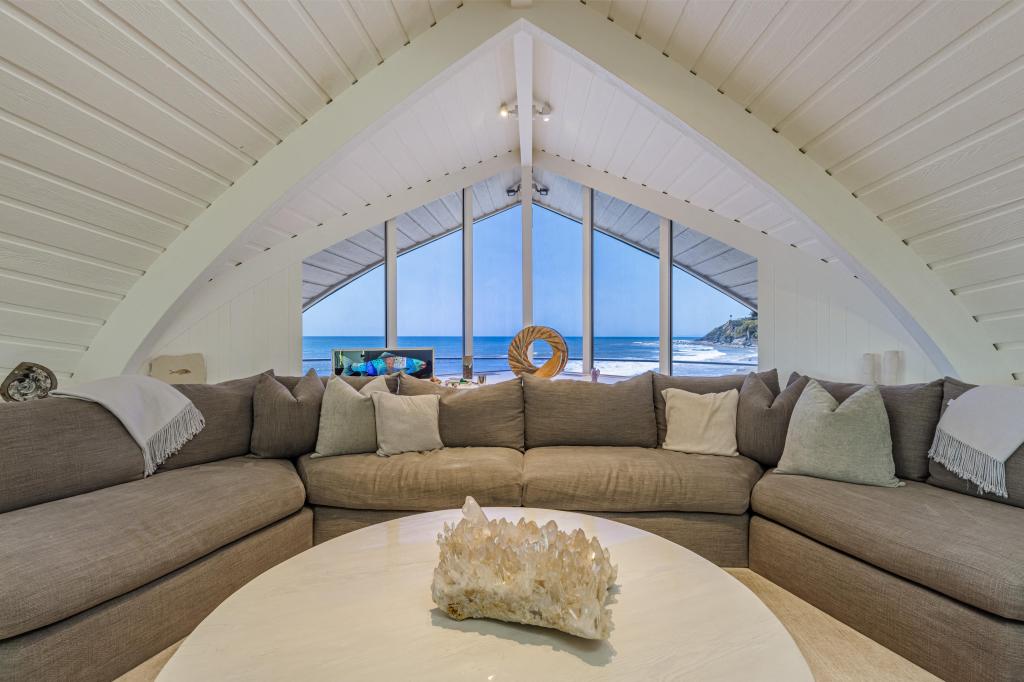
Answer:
[297,447,523,511]
[0,457,305,639]
[752,472,1024,621]
[523,447,762,514]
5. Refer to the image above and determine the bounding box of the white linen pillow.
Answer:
[313,376,389,458]
[661,387,739,456]
[371,392,443,457]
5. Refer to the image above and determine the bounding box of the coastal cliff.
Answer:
[700,315,758,346]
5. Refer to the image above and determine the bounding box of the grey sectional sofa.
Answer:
[1,369,1021,681]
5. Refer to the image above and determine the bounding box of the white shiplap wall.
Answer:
[144,263,302,384]
[759,247,937,385]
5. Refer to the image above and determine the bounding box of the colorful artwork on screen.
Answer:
[333,348,434,379]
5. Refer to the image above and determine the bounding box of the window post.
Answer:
[462,187,473,377]
[521,165,533,332]
[660,217,672,375]
[582,186,594,375]
[385,218,397,348]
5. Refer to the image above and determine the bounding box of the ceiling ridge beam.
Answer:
[513,32,533,167]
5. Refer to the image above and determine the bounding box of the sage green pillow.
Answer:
[776,380,902,487]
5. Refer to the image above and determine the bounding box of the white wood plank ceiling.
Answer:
[302,167,757,310]
[3,0,1024,381]
[583,0,1024,376]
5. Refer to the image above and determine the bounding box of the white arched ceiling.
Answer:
[1,1,1021,383]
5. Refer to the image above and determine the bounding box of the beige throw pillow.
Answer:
[313,376,389,458]
[661,387,739,456]
[371,392,443,457]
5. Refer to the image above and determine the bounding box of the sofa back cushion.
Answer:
[251,370,324,458]
[279,374,399,394]
[158,373,264,471]
[654,369,779,446]
[523,372,656,449]
[928,378,1024,508]
[789,374,942,482]
[0,398,143,513]
[737,373,808,467]
[399,374,525,450]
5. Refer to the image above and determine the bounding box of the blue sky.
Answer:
[303,203,751,337]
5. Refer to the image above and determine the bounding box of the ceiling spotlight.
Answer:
[536,102,552,122]
[533,181,549,197]
[499,103,510,118]
[506,182,521,197]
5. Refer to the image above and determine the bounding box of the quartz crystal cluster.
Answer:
[431,497,617,639]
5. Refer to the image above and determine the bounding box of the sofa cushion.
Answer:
[523,446,762,514]
[251,370,324,458]
[928,377,1024,508]
[314,376,389,457]
[0,398,143,514]
[752,472,1024,621]
[523,372,656,448]
[0,457,305,639]
[372,392,443,456]
[297,447,523,510]
[279,374,399,394]
[789,374,942,482]
[399,374,525,450]
[654,369,779,445]
[159,373,265,470]
[737,373,808,467]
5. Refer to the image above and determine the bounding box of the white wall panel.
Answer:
[146,263,302,383]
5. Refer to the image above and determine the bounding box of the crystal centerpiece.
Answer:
[431,497,617,639]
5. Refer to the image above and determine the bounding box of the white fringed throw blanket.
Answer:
[929,385,1024,498]
[54,376,205,476]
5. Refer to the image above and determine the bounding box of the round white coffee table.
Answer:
[159,508,811,681]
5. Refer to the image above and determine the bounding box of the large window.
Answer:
[593,191,660,377]
[533,205,583,372]
[301,265,385,375]
[672,222,757,376]
[472,205,521,373]
[397,230,463,377]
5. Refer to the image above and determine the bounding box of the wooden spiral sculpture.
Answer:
[508,326,568,378]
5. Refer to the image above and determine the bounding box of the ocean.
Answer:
[302,336,757,378]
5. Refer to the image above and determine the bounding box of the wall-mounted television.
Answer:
[332,347,434,379]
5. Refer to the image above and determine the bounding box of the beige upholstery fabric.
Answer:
[0,510,311,682]
[0,397,143,514]
[929,377,1024,508]
[661,388,739,456]
[523,372,657,448]
[278,374,400,394]
[372,392,443,456]
[399,374,525,450]
[736,373,808,467]
[654,369,779,445]
[310,506,749,568]
[776,380,901,487]
[297,447,524,510]
[0,457,305,639]
[750,518,1024,682]
[314,376,389,457]
[522,446,761,514]
[790,373,942,482]
[251,370,324,458]
[752,472,1024,620]
[160,372,264,470]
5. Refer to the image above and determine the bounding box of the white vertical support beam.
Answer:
[522,165,533,330]
[462,187,473,368]
[513,32,533,167]
[659,216,672,375]
[385,218,398,347]
[582,186,594,375]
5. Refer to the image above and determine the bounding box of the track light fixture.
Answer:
[498,101,553,121]
[505,181,549,197]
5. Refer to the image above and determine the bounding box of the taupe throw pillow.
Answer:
[399,374,525,450]
[523,372,656,448]
[372,392,443,457]
[737,373,808,467]
[654,369,779,446]
[777,379,901,487]
[313,376,389,458]
[788,373,942,481]
[251,369,324,458]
